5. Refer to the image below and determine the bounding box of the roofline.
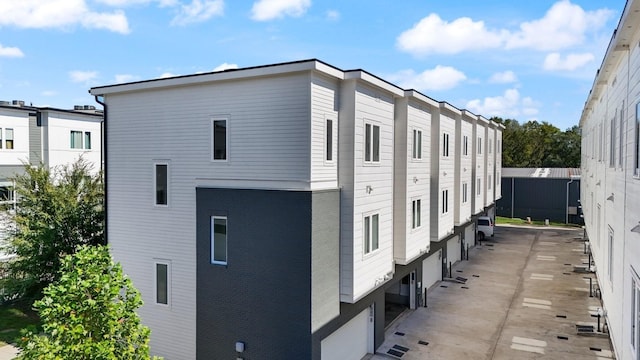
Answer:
[90,58,344,96]
[0,104,103,118]
[404,89,439,107]
[343,69,405,97]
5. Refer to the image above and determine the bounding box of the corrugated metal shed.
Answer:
[502,168,581,179]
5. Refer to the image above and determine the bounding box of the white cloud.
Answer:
[506,0,614,51]
[96,0,178,6]
[397,14,505,56]
[213,62,238,71]
[158,72,177,78]
[396,0,613,56]
[171,0,224,25]
[543,52,594,71]
[251,0,311,21]
[466,88,540,118]
[326,10,339,21]
[114,74,140,83]
[388,65,467,91]
[69,70,99,84]
[0,44,24,57]
[0,0,130,34]
[489,71,517,84]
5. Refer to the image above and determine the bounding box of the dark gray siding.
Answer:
[497,177,581,223]
[29,115,42,164]
[196,188,313,359]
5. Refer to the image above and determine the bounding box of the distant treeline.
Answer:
[491,117,581,168]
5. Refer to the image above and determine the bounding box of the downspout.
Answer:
[566,177,575,224]
[94,95,107,245]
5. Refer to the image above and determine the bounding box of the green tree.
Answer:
[18,245,159,360]
[1,159,104,302]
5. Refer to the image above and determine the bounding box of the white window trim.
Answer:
[412,128,423,161]
[462,182,468,204]
[70,130,84,150]
[211,215,228,265]
[364,120,381,165]
[153,259,171,307]
[153,161,170,207]
[478,136,483,155]
[411,198,422,230]
[441,189,449,215]
[324,117,335,164]
[211,117,229,162]
[363,211,380,257]
[463,135,469,156]
[442,132,450,157]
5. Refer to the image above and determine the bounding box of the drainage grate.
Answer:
[590,347,602,351]
[487,248,495,251]
[456,270,464,273]
[472,274,480,277]
[393,344,410,352]
[387,349,404,357]
[440,285,448,288]
[590,314,598,318]
[395,332,405,336]
[563,272,572,275]
[556,315,567,318]
[418,340,429,346]
[557,336,569,340]
[461,286,469,289]
[564,263,572,266]
[485,244,494,247]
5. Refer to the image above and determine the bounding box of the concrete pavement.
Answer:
[369,226,614,360]
[0,345,18,360]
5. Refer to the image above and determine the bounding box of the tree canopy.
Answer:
[1,159,104,302]
[17,245,159,360]
[491,117,581,168]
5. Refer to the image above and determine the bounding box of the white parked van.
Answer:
[477,216,494,240]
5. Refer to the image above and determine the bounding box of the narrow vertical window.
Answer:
[155,164,168,206]
[0,128,3,149]
[478,137,482,154]
[326,119,333,161]
[5,128,13,150]
[635,102,640,175]
[619,103,624,168]
[632,277,637,351]
[608,227,614,283]
[442,189,449,214]
[155,262,169,305]
[462,183,468,203]
[212,119,227,161]
[363,213,379,254]
[70,130,83,149]
[412,130,422,159]
[488,175,492,190]
[365,122,380,163]
[412,199,421,229]
[489,139,492,154]
[463,136,468,156]
[477,178,481,195]
[211,216,228,265]
[498,140,501,153]
[442,133,449,157]
[610,114,616,167]
[84,132,91,150]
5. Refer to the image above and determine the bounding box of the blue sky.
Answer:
[0,0,623,130]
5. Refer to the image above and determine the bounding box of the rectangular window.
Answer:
[155,262,169,305]
[489,139,492,154]
[412,129,422,159]
[326,119,333,161]
[155,164,168,206]
[610,114,616,167]
[84,132,91,150]
[70,130,83,149]
[608,227,614,283]
[211,216,228,265]
[212,119,227,160]
[365,123,380,163]
[5,128,13,150]
[442,189,449,214]
[442,133,449,157]
[463,135,468,156]
[488,175,492,190]
[0,128,3,149]
[477,178,481,195]
[636,102,640,175]
[619,104,624,168]
[462,183,468,203]
[478,137,482,154]
[364,213,379,254]
[412,199,421,229]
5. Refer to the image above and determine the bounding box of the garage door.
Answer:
[447,235,461,264]
[321,307,372,360]
[465,224,475,247]
[422,251,442,291]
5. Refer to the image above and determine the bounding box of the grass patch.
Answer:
[0,302,40,346]
[496,216,581,228]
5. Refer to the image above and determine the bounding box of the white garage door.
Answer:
[447,235,461,264]
[321,307,372,360]
[465,224,475,248]
[422,251,442,291]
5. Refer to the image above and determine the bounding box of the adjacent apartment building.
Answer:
[580,0,640,359]
[0,101,102,206]
[90,59,502,360]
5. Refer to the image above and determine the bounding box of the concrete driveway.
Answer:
[369,225,614,360]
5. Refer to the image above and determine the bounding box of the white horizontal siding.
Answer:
[475,125,486,214]
[0,112,29,167]
[438,113,455,240]
[310,73,339,189]
[457,120,473,225]
[45,113,102,174]
[105,72,315,359]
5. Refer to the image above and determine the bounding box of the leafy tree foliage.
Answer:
[18,245,159,360]
[1,159,104,302]
[491,117,581,168]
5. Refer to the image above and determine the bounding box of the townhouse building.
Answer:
[580,1,640,359]
[0,101,102,206]
[90,59,502,360]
